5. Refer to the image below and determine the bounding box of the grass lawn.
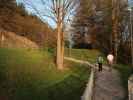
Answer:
[1,47,131,99]
[65,48,101,63]
[0,48,90,100]
[114,64,132,99]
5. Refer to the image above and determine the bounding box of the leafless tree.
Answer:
[22,0,79,70]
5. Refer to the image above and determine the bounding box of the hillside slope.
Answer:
[0,30,39,49]
[0,0,56,47]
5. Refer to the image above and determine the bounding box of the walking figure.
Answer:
[97,55,104,72]
[107,53,114,71]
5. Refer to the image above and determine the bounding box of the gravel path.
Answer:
[93,67,125,100]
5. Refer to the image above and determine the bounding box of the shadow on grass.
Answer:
[0,74,88,100]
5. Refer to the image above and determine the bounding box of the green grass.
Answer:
[0,48,90,100]
[65,48,102,63]
[114,64,132,98]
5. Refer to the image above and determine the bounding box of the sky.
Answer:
[16,0,133,28]
[16,0,56,28]
[129,0,133,7]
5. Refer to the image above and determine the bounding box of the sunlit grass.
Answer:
[65,48,101,63]
[0,48,67,86]
[0,48,90,100]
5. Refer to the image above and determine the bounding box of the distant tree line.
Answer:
[72,0,131,64]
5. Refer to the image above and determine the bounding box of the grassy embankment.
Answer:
[65,48,101,63]
[0,48,90,100]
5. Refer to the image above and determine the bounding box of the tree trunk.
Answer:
[56,22,64,70]
[112,21,118,63]
[112,0,119,64]
[61,26,64,68]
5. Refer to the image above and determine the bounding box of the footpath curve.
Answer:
[65,57,125,100]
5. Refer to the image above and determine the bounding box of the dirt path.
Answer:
[64,57,94,67]
[65,57,125,100]
[93,67,125,100]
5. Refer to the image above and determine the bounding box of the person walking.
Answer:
[107,53,114,71]
[97,55,104,72]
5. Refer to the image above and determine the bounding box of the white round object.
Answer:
[107,54,114,62]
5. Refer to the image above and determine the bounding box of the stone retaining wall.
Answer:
[81,68,95,100]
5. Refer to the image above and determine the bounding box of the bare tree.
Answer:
[22,0,79,70]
